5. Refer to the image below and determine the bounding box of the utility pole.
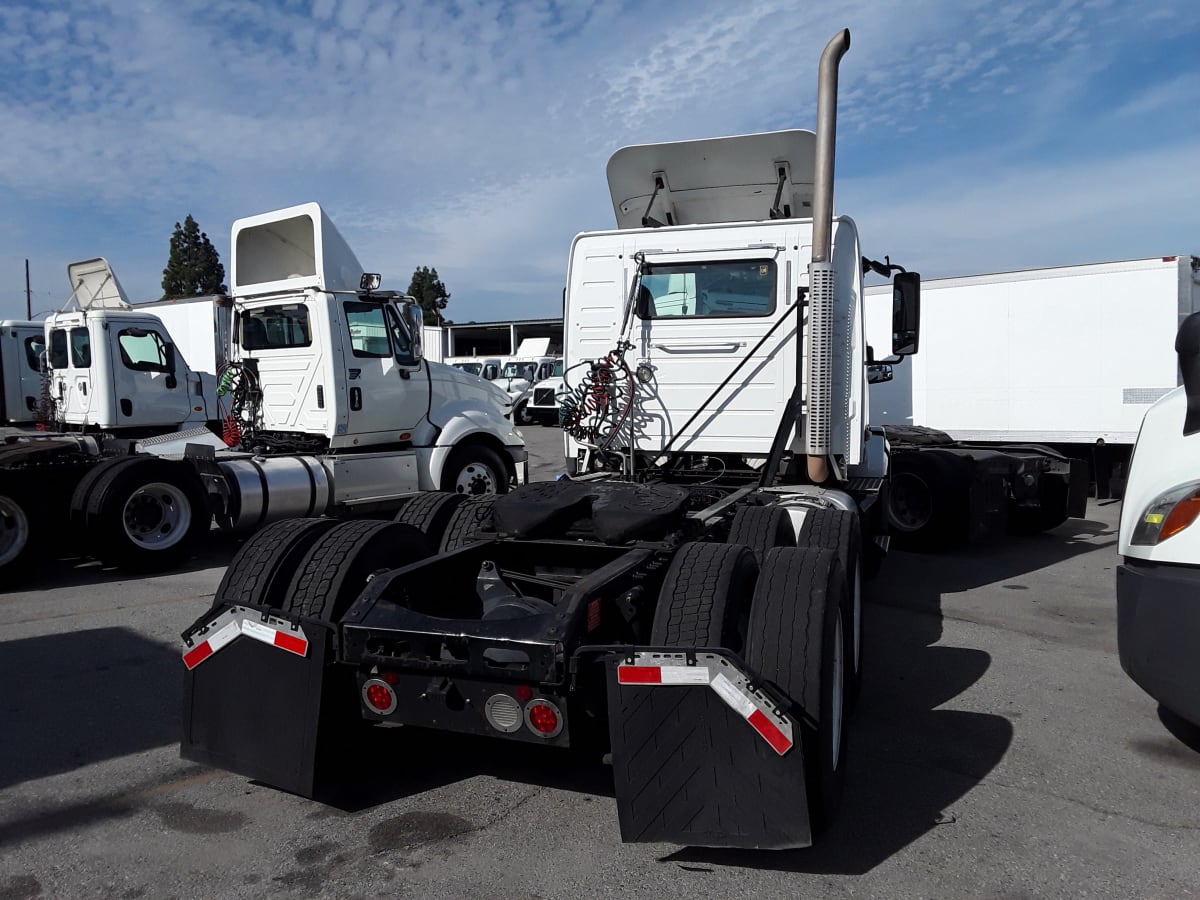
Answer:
[25,259,32,319]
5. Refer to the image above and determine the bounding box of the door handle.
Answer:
[652,342,746,354]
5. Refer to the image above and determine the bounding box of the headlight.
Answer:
[1130,480,1200,545]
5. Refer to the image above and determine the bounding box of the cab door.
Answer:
[341,301,428,440]
[48,325,95,424]
[109,322,193,427]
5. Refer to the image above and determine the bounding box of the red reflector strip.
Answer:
[617,665,662,684]
[182,641,213,670]
[748,708,794,754]
[273,629,308,656]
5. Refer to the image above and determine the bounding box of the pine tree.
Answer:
[161,214,227,298]
[406,266,451,326]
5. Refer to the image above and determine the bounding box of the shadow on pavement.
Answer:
[0,628,181,789]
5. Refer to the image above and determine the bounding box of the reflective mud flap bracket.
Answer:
[606,649,811,849]
[180,605,333,798]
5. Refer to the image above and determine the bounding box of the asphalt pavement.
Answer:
[1,424,1198,899]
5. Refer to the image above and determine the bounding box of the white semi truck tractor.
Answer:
[1117,310,1200,731]
[179,29,920,849]
[0,205,525,579]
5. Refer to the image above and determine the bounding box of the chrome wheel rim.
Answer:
[122,481,192,549]
[453,461,499,496]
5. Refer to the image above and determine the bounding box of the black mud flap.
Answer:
[180,605,333,798]
[1066,458,1090,518]
[605,649,811,850]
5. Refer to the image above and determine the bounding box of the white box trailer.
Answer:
[135,295,232,377]
[866,255,1200,499]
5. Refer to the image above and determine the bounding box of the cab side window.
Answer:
[118,329,172,373]
[344,302,391,358]
[23,336,45,372]
[70,327,91,368]
[49,330,68,369]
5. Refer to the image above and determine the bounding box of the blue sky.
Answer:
[1,0,1196,322]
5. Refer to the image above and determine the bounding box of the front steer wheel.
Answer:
[90,458,210,572]
[440,445,510,496]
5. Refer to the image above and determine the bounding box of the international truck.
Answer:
[180,29,920,849]
[1117,310,1200,732]
[0,206,525,580]
[860,256,1200,547]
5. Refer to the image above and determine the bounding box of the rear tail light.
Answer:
[362,678,397,715]
[525,699,563,738]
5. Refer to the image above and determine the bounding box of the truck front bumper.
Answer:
[1117,558,1200,727]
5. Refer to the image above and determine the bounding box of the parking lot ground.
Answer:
[1,425,1198,898]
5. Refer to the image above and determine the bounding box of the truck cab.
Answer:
[0,321,48,425]
[1117,310,1200,730]
[44,259,214,433]
[226,203,525,490]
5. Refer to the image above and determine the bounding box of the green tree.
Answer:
[406,265,451,326]
[161,214,227,298]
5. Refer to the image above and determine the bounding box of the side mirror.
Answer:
[634,284,651,319]
[892,272,921,357]
[163,342,178,388]
[402,303,424,364]
[1176,312,1200,435]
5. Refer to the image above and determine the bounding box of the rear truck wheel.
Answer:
[284,520,436,622]
[514,401,534,426]
[439,495,497,553]
[441,444,510,497]
[651,541,758,652]
[886,450,970,550]
[796,508,864,709]
[0,491,37,581]
[746,546,849,836]
[725,505,796,563]
[90,457,211,571]
[71,456,143,536]
[392,491,468,546]
[213,518,339,610]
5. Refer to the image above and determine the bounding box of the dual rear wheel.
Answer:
[651,535,851,836]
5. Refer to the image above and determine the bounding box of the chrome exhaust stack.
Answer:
[804,28,850,484]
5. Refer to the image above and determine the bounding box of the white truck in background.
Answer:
[0,321,48,425]
[1117,309,1200,732]
[863,255,1200,546]
[0,204,525,579]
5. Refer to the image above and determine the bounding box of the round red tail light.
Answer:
[525,699,563,738]
[362,678,397,715]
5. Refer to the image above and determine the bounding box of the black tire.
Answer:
[725,505,795,563]
[0,487,39,583]
[71,456,142,535]
[514,401,534,426]
[393,491,468,546]
[886,450,970,550]
[213,518,338,609]
[650,542,758,652]
[285,520,434,622]
[440,444,510,496]
[797,508,864,709]
[439,495,496,553]
[745,546,849,835]
[90,457,211,571]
